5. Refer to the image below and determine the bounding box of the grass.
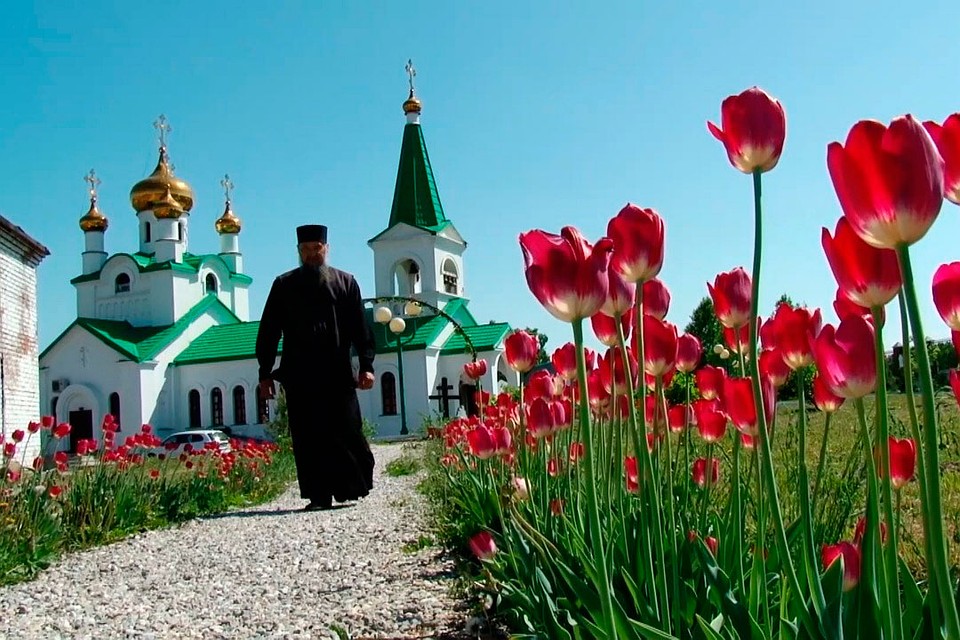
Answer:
[385,454,421,477]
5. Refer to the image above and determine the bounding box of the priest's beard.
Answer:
[300,258,331,283]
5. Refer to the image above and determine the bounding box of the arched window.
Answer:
[255,385,270,423]
[178,222,184,242]
[205,274,218,294]
[442,258,459,295]
[188,390,201,428]
[381,372,397,415]
[115,273,131,294]
[211,388,224,426]
[109,392,121,428]
[232,386,246,425]
[144,222,151,243]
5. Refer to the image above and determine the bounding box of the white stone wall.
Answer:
[369,223,466,309]
[0,229,44,462]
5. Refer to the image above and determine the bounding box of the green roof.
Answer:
[175,322,281,365]
[40,295,241,363]
[440,322,511,355]
[70,252,253,285]
[369,123,448,242]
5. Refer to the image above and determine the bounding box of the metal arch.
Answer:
[362,295,478,361]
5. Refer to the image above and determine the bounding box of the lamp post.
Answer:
[374,302,422,435]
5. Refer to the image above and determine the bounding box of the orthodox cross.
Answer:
[428,376,455,418]
[220,174,234,203]
[405,59,417,94]
[83,169,101,201]
[153,114,172,148]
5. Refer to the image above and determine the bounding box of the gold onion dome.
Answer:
[152,185,185,219]
[402,90,422,114]
[79,196,108,232]
[129,147,195,214]
[215,200,242,234]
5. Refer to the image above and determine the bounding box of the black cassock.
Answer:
[255,265,376,503]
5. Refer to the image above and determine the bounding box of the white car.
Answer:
[153,430,232,457]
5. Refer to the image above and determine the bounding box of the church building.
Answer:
[39,72,516,448]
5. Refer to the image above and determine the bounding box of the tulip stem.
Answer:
[895,245,960,638]
[748,169,821,639]
[811,412,832,519]
[572,319,618,639]
[796,377,828,614]
[871,306,903,640]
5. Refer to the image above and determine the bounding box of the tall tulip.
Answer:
[469,531,497,561]
[676,334,702,373]
[812,374,844,413]
[707,86,787,174]
[760,302,822,370]
[723,376,774,436]
[692,457,720,487]
[822,542,861,591]
[812,315,877,399]
[551,343,579,381]
[464,359,488,381]
[933,262,960,331]
[923,114,960,205]
[708,268,752,329]
[606,204,665,284]
[759,348,791,388]
[888,437,917,489]
[827,116,944,249]
[696,365,726,401]
[694,401,727,443]
[591,307,633,347]
[519,226,614,322]
[602,263,636,317]
[642,278,671,320]
[505,330,540,373]
[642,315,678,378]
[822,216,902,309]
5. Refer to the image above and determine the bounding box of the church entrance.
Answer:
[69,409,93,453]
[458,382,478,417]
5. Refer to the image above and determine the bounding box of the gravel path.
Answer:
[0,442,477,640]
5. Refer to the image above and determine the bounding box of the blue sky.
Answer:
[3,1,960,356]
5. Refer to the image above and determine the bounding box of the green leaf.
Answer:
[696,614,727,640]
[818,557,845,640]
[695,540,765,640]
[899,556,923,637]
[620,567,657,621]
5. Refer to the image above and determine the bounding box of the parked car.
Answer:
[145,429,232,457]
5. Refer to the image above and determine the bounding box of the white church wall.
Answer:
[231,283,250,321]
[96,256,153,326]
[176,361,259,431]
[171,272,201,322]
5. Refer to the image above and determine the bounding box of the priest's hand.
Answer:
[357,371,375,390]
[258,379,275,399]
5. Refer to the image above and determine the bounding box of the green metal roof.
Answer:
[440,322,511,355]
[175,322,281,365]
[70,252,253,285]
[369,123,449,242]
[40,295,241,363]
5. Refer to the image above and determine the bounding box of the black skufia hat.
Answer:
[296,224,328,244]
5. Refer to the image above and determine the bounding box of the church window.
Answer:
[205,274,218,294]
[51,396,58,419]
[115,273,131,294]
[188,390,201,429]
[109,392,121,428]
[211,388,224,426]
[256,385,270,423]
[232,386,246,425]
[144,222,151,243]
[381,372,397,416]
[178,222,184,242]
[442,258,459,295]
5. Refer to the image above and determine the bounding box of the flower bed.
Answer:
[0,414,295,585]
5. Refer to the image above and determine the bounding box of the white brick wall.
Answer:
[0,219,48,463]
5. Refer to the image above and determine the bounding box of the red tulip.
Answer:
[812,315,877,399]
[813,374,845,413]
[41,416,55,429]
[526,370,561,400]
[551,343,579,381]
[642,278,671,320]
[465,426,498,459]
[624,456,640,493]
[833,287,875,322]
[723,324,752,355]
[591,307,633,348]
[27,421,41,434]
[463,359,488,381]
[950,369,960,409]
[599,346,638,394]
[602,263,636,317]
[823,217,902,310]
[520,227,614,322]
[740,434,756,449]
[52,422,71,439]
[48,485,63,499]
[705,536,719,557]
[708,86,786,174]
[696,365,727,401]
[827,115,944,249]
[505,330,540,373]
[888,437,916,489]
[822,542,861,591]
[760,302,822,370]
[759,348,791,388]
[676,334,702,373]
[694,401,727,443]
[606,204,665,284]
[933,262,960,331]
[709,268,752,329]
[853,516,888,547]
[11,430,24,443]
[723,376,775,436]
[587,369,610,410]
[642,315,678,378]
[692,457,720,487]
[923,114,960,205]
[526,397,567,439]
[668,405,690,433]
[469,531,497,560]
[2,443,15,458]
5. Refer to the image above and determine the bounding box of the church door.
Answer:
[68,409,93,453]
[459,382,478,417]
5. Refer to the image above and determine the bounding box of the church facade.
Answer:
[39,82,515,450]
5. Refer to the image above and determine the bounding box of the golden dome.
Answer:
[152,185,185,219]
[79,197,108,232]
[129,147,195,213]
[215,200,242,234]
[402,91,422,114]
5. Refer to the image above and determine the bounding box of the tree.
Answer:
[684,297,729,371]
[522,327,551,364]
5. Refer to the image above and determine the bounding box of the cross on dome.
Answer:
[220,174,235,203]
[153,114,172,149]
[83,169,101,202]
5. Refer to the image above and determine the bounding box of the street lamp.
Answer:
[375,305,418,435]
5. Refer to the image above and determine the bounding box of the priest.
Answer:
[256,224,377,511]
